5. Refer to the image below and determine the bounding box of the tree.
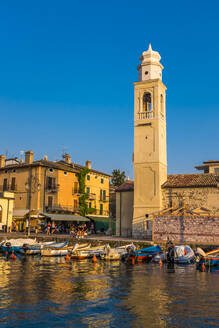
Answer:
[111,169,126,187]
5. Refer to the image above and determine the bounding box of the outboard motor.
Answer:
[22,243,30,254]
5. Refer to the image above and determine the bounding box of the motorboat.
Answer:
[101,244,136,261]
[127,245,162,263]
[153,244,195,264]
[71,244,104,260]
[1,238,38,253]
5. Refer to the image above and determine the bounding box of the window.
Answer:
[74,199,78,208]
[4,170,8,174]
[11,177,16,191]
[87,187,90,194]
[48,196,53,208]
[100,204,103,215]
[160,94,164,115]
[89,202,92,209]
[101,178,104,184]
[143,92,152,112]
[64,171,67,175]
[12,169,16,173]
[47,177,56,190]
[214,168,219,174]
[0,206,2,223]
[100,189,103,201]
[73,182,79,193]
[3,178,8,191]
[87,175,90,181]
[49,168,54,173]
[103,190,106,201]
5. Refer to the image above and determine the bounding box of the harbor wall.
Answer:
[153,215,219,244]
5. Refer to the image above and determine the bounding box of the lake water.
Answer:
[0,255,218,328]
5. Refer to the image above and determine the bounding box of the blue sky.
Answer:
[0,0,219,178]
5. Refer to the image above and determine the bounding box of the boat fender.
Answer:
[92,254,97,263]
[10,252,16,260]
[65,253,70,261]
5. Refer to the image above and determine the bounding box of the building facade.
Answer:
[0,152,111,223]
[0,191,14,231]
[133,44,167,238]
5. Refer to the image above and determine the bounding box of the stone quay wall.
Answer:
[154,215,219,244]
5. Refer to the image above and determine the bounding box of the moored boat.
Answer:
[196,248,219,267]
[127,245,162,263]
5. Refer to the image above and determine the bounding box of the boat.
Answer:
[41,248,70,257]
[1,238,38,253]
[196,248,219,267]
[71,244,104,260]
[174,245,195,264]
[40,241,70,257]
[127,245,162,263]
[101,244,136,261]
[22,241,58,255]
[153,245,195,264]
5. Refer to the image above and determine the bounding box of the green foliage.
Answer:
[111,169,126,187]
[76,168,90,216]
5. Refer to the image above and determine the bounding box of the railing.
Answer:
[87,193,96,200]
[137,111,154,120]
[45,204,80,213]
[45,184,59,193]
[87,208,109,216]
[99,197,107,202]
[72,188,79,195]
[0,184,17,192]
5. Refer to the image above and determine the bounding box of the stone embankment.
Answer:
[0,232,218,251]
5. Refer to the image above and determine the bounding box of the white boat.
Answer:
[174,245,195,264]
[41,248,70,257]
[153,245,195,264]
[71,244,104,259]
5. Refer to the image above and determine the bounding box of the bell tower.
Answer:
[133,44,167,238]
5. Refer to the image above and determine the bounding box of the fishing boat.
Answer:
[127,245,162,263]
[196,248,219,267]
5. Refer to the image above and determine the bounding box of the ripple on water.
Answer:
[0,255,218,328]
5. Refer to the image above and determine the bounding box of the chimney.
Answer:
[44,155,48,161]
[0,155,5,168]
[25,151,34,164]
[62,153,71,164]
[86,160,91,169]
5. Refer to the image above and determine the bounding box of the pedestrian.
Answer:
[47,222,51,235]
[26,218,29,236]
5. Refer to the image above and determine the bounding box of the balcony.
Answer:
[87,192,96,200]
[0,184,17,192]
[137,111,154,120]
[45,184,59,193]
[45,204,80,214]
[72,188,80,195]
[87,208,109,217]
[99,197,107,202]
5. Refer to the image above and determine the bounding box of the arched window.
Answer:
[143,93,152,112]
[0,206,2,223]
[160,94,164,115]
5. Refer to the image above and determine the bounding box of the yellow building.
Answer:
[0,152,110,228]
[0,191,14,231]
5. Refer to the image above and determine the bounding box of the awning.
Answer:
[13,209,29,218]
[42,213,90,222]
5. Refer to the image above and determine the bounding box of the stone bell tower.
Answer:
[133,44,167,238]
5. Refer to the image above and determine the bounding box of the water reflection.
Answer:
[0,255,218,328]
